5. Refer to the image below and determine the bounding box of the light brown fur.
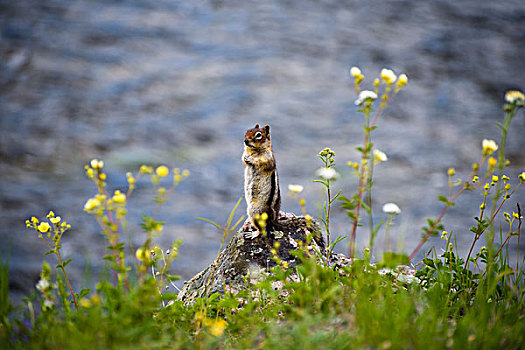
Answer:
[242,124,281,232]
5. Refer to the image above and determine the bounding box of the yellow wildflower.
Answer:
[155,165,169,177]
[209,319,227,337]
[47,211,55,218]
[182,169,190,177]
[380,68,397,84]
[50,216,61,224]
[349,66,364,84]
[84,197,101,211]
[447,168,455,176]
[441,231,448,240]
[139,165,153,174]
[350,66,361,77]
[112,190,126,203]
[31,216,39,224]
[519,172,525,182]
[173,168,182,183]
[135,247,150,261]
[126,172,135,184]
[37,222,51,233]
[90,159,104,169]
[491,175,498,183]
[288,184,304,193]
[79,298,92,308]
[505,90,524,105]
[319,147,335,158]
[482,139,498,156]
[396,73,408,88]
[374,149,388,163]
[487,157,497,168]
[90,294,101,306]
[299,198,306,207]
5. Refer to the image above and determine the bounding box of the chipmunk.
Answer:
[241,124,325,250]
[242,124,281,234]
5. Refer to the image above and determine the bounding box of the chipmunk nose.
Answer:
[244,139,250,146]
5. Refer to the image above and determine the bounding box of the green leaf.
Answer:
[226,197,243,230]
[330,190,342,204]
[372,219,386,236]
[80,288,91,298]
[167,274,180,282]
[438,195,449,204]
[231,215,246,233]
[422,258,436,268]
[196,217,223,230]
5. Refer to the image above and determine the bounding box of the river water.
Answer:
[1,0,524,300]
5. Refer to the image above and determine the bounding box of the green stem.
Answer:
[488,109,514,247]
[39,236,78,310]
[349,108,371,259]
[366,162,375,253]
[384,215,393,253]
[326,181,332,255]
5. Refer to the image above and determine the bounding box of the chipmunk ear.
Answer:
[254,123,260,129]
[264,125,270,137]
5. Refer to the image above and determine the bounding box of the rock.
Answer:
[177,212,326,304]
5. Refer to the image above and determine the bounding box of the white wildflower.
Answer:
[43,299,55,309]
[354,90,378,106]
[36,279,50,292]
[382,202,401,215]
[316,167,339,181]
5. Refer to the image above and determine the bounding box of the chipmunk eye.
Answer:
[255,132,262,140]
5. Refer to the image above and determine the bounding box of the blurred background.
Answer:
[1,0,524,301]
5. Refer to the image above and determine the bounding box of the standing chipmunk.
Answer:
[242,124,281,233]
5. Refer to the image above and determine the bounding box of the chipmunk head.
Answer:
[244,124,271,150]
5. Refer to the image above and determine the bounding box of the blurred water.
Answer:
[1,0,524,300]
